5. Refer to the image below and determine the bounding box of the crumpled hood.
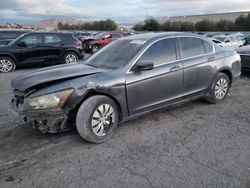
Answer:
[11,63,106,91]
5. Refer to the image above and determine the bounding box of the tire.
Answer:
[91,44,100,54]
[76,95,119,143]
[0,57,16,73]
[205,73,230,104]
[63,52,79,64]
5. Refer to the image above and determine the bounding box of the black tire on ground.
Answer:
[63,52,79,64]
[91,44,100,54]
[205,72,230,104]
[0,57,16,73]
[76,95,119,143]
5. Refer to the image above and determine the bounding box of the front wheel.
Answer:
[76,95,119,143]
[0,57,16,73]
[205,73,230,104]
[91,44,100,54]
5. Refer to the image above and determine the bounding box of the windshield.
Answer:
[8,33,26,45]
[85,39,145,69]
[214,37,225,42]
[93,32,105,39]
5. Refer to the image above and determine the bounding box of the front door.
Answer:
[12,33,44,66]
[126,38,183,115]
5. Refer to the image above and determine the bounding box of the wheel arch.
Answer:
[217,68,233,87]
[62,49,80,59]
[75,89,124,122]
[0,53,17,64]
[91,43,101,47]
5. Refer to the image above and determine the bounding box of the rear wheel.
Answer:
[205,73,230,104]
[76,95,119,143]
[0,57,16,73]
[64,52,79,64]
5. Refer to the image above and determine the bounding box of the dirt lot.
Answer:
[0,68,250,188]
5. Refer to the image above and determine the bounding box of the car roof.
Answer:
[122,32,204,42]
[23,31,73,35]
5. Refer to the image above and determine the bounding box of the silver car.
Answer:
[11,32,241,143]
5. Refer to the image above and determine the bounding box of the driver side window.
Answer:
[20,34,42,46]
[139,38,177,66]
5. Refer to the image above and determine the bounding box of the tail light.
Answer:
[74,39,82,46]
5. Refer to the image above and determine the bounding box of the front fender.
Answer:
[0,52,18,63]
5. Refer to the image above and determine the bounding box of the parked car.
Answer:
[83,32,126,53]
[10,33,241,143]
[0,30,29,45]
[211,35,243,49]
[73,32,93,41]
[236,45,250,71]
[0,32,84,72]
[242,36,250,46]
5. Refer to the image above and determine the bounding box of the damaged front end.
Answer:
[10,88,76,133]
[9,63,109,133]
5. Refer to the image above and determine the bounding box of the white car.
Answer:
[211,36,244,50]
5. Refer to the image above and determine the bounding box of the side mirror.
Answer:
[133,61,154,72]
[17,41,27,47]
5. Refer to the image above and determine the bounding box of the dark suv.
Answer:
[0,30,29,45]
[0,32,84,72]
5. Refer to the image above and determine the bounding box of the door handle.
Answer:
[208,57,215,62]
[170,65,181,72]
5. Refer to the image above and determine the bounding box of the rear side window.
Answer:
[203,40,213,53]
[179,37,205,59]
[139,38,177,66]
[45,34,61,43]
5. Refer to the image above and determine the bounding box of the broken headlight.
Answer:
[22,89,75,111]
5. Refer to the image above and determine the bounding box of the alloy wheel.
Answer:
[65,54,77,64]
[92,45,99,53]
[0,59,13,72]
[214,78,228,100]
[91,104,115,136]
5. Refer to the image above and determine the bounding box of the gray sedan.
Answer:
[11,32,241,143]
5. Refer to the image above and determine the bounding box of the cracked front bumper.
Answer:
[10,98,71,133]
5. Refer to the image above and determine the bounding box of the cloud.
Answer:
[0,0,249,24]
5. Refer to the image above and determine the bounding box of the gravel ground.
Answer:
[0,68,250,188]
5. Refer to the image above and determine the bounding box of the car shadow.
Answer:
[241,70,250,79]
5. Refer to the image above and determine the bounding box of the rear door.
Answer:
[126,38,183,115]
[42,33,63,65]
[178,37,215,98]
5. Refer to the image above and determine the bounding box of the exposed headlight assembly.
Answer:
[22,89,75,111]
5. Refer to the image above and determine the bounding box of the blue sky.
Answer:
[0,0,249,24]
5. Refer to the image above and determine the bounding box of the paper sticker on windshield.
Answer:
[130,40,146,45]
